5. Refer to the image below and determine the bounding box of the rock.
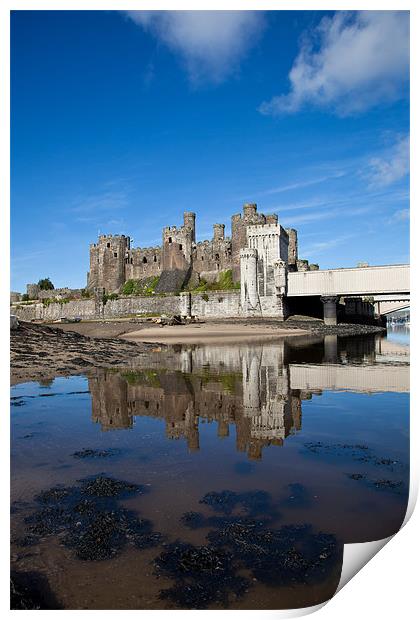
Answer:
[10,315,19,330]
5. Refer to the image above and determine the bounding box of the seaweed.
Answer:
[200,489,276,518]
[72,448,120,459]
[155,542,249,609]
[207,520,339,587]
[20,476,161,562]
[171,488,342,607]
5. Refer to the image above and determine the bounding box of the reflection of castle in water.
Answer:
[88,334,409,460]
[89,345,303,460]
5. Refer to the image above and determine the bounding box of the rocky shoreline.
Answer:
[10,322,159,385]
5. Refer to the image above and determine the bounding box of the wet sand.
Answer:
[123,323,308,344]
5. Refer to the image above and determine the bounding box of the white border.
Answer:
[2,2,417,619]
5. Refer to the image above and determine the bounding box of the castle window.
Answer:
[114,252,118,258]
[168,237,172,243]
[131,257,133,264]
[106,242,110,248]
[179,244,183,250]
[215,253,220,261]
[153,255,157,262]
[142,257,148,264]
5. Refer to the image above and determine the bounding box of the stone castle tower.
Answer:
[87,203,308,293]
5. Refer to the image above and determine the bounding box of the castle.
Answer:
[87,203,318,295]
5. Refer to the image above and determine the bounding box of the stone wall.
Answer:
[37,288,84,300]
[10,292,22,303]
[12,296,182,322]
[13,300,97,321]
[190,291,241,318]
[125,247,162,281]
[102,295,182,318]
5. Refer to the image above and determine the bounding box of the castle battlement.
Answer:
[87,203,300,293]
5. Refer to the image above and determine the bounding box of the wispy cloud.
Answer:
[259,172,346,196]
[301,234,357,257]
[71,190,129,214]
[259,11,409,116]
[365,135,409,188]
[125,10,265,84]
[388,208,410,224]
[281,205,372,227]
[270,197,334,214]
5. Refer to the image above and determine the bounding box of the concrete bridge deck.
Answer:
[290,363,409,393]
[288,264,409,297]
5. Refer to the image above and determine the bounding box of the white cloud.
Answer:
[125,10,264,84]
[366,135,409,188]
[259,11,409,116]
[388,208,410,223]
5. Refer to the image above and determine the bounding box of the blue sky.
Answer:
[11,10,409,291]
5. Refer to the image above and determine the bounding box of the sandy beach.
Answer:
[122,323,308,344]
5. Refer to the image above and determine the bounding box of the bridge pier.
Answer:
[324,335,338,362]
[320,295,339,326]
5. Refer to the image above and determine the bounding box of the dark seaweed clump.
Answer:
[21,475,162,561]
[160,489,341,608]
[346,474,404,494]
[155,542,249,609]
[79,475,138,497]
[303,442,405,471]
[200,489,277,517]
[304,442,407,494]
[207,521,338,587]
[72,448,120,459]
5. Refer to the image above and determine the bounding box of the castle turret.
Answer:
[213,223,225,241]
[183,212,196,242]
[285,228,298,270]
[243,203,257,218]
[240,247,259,313]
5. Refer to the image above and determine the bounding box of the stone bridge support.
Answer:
[321,295,339,326]
[324,334,338,362]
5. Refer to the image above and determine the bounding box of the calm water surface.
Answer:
[11,330,409,610]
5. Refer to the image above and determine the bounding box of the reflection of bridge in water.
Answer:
[88,334,409,460]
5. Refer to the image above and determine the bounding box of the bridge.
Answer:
[289,363,409,393]
[371,294,410,315]
[287,264,410,324]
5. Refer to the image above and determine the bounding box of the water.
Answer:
[11,332,410,610]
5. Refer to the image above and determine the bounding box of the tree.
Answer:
[38,278,54,291]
